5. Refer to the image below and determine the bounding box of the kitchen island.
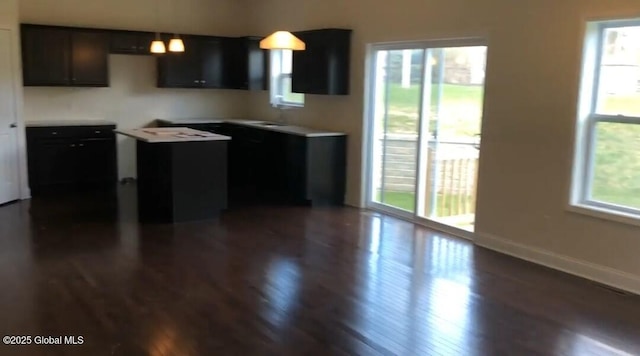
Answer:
[156,119,348,206]
[115,127,230,223]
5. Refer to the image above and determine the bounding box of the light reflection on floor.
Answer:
[352,214,475,355]
[261,257,301,330]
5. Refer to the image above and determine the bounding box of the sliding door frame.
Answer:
[363,37,487,241]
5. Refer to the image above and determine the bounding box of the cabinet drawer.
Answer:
[27,125,116,139]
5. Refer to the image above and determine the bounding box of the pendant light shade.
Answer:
[169,36,185,52]
[150,39,166,54]
[260,31,305,50]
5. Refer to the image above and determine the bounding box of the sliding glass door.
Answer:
[370,49,424,213]
[367,40,487,234]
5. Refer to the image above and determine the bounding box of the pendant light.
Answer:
[150,0,165,54]
[259,31,305,51]
[150,33,166,54]
[169,35,185,53]
[167,0,185,52]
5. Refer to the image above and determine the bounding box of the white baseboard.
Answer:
[475,232,640,296]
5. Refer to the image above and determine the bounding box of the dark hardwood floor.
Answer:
[0,186,639,356]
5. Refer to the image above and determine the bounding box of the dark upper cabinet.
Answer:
[223,37,268,90]
[157,36,225,88]
[199,37,224,88]
[21,24,109,87]
[110,31,155,55]
[21,25,71,86]
[292,29,352,95]
[71,30,109,86]
[157,37,201,88]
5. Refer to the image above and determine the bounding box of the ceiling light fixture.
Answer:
[169,35,185,52]
[260,31,305,51]
[150,0,165,54]
[150,34,166,54]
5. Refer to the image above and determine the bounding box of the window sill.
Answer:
[567,203,640,228]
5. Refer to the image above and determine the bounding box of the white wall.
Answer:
[19,0,252,179]
[243,0,640,293]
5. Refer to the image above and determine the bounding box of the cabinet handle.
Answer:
[51,132,58,135]
[78,143,85,147]
[194,80,200,84]
[201,80,206,84]
[95,130,102,134]
[70,144,76,148]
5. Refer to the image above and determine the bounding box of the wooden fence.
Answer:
[376,135,478,219]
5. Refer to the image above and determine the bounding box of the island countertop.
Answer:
[26,119,117,127]
[156,118,347,138]
[115,127,231,143]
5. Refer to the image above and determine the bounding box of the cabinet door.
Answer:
[200,37,224,88]
[35,139,77,186]
[291,29,351,95]
[110,31,140,54]
[111,31,153,54]
[222,38,246,89]
[291,32,311,94]
[247,37,268,91]
[285,135,308,202]
[222,37,268,90]
[292,31,329,94]
[71,31,109,86]
[76,138,117,184]
[21,26,71,86]
[157,37,201,88]
[261,131,287,193]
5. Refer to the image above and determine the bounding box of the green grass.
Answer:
[387,82,483,108]
[381,83,483,136]
[378,191,416,212]
[591,120,640,209]
[376,190,474,217]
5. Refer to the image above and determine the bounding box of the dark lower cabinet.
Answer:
[136,140,227,223]
[283,135,347,205]
[156,120,346,206]
[27,125,118,195]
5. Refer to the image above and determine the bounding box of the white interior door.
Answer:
[0,29,20,205]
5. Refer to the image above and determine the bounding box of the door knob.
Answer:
[9,123,16,128]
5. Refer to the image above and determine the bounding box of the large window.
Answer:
[270,50,304,107]
[573,19,640,217]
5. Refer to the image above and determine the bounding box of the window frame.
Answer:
[571,18,640,221]
[269,50,304,108]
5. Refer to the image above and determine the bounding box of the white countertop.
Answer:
[26,120,116,127]
[157,118,347,137]
[156,118,226,124]
[115,128,231,143]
